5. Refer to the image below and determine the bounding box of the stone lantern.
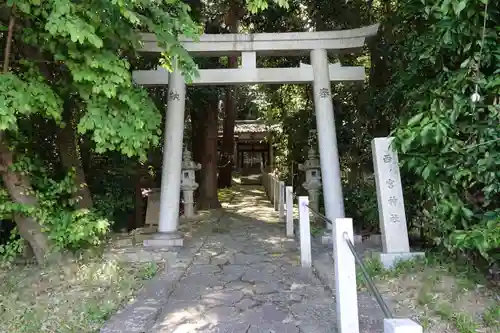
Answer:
[298,147,322,215]
[180,148,201,218]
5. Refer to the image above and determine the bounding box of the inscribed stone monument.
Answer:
[372,137,424,268]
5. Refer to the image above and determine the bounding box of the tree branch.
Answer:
[3,5,16,73]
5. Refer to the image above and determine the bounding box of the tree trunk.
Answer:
[56,105,93,209]
[217,6,240,188]
[134,177,144,229]
[0,136,57,264]
[218,73,237,188]
[190,105,204,192]
[134,162,149,229]
[0,7,59,265]
[198,100,222,209]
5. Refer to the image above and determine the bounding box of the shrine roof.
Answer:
[234,120,267,134]
[218,120,280,135]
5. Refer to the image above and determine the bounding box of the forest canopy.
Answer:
[0,0,498,271]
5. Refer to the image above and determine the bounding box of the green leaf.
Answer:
[407,113,424,127]
[422,164,432,180]
[461,207,474,219]
[460,58,471,68]
[453,0,467,16]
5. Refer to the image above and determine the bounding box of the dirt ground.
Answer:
[0,256,160,333]
[365,257,500,333]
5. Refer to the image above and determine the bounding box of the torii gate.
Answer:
[134,25,379,246]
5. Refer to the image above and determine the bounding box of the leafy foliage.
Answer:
[0,155,110,257]
[3,0,202,159]
[252,0,499,265]
[246,0,289,13]
[0,69,62,131]
[343,177,379,233]
[387,0,499,262]
[0,0,203,261]
[88,153,138,225]
[0,0,497,271]
[0,227,24,266]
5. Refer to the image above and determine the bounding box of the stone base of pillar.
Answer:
[143,232,183,247]
[377,251,425,269]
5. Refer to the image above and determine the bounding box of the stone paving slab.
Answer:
[101,184,391,333]
[149,185,338,333]
[100,232,208,333]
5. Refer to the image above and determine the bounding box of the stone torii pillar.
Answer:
[144,67,185,247]
[311,49,345,236]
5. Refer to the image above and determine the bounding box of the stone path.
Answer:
[150,185,337,333]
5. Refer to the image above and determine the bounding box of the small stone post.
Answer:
[298,147,322,221]
[180,148,201,218]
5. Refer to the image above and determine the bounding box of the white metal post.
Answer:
[274,176,279,211]
[333,218,359,333]
[270,175,275,204]
[279,181,285,220]
[286,186,294,237]
[298,197,312,268]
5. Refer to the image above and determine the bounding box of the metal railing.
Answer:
[343,232,393,318]
[304,203,332,226]
[303,204,393,319]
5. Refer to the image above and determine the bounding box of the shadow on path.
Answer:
[150,184,337,333]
